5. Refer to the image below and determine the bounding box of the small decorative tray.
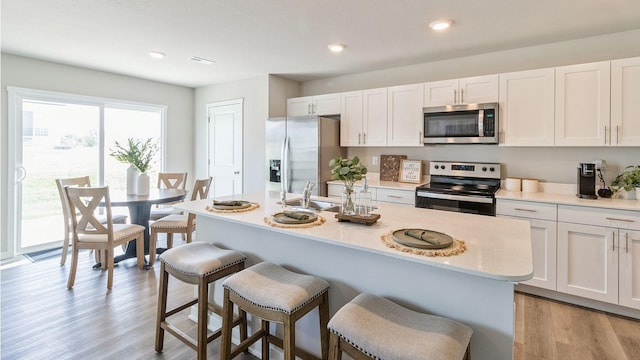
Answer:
[391,229,453,249]
[335,213,380,226]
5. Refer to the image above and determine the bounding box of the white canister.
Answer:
[505,178,521,191]
[522,179,539,193]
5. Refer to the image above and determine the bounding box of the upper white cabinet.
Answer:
[499,68,555,146]
[340,88,387,147]
[611,57,640,146]
[387,84,424,147]
[287,93,340,117]
[554,61,611,146]
[424,75,498,107]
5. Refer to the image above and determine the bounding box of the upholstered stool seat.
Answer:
[155,242,247,360]
[327,293,473,360]
[220,261,330,360]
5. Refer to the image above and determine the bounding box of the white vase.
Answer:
[126,165,139,195]
[137,172,150,196]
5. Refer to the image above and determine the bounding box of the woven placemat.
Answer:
[264,214,326,228]
[205,202,260,213]
[381,231,466,257]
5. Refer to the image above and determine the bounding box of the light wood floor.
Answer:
[2,246,639,359]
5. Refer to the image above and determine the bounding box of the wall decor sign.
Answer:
[400,159,422,183]
[380,155,407,181]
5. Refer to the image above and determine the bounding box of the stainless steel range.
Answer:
[415,161,501,216]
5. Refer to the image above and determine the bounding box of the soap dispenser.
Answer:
[358,177,372,217]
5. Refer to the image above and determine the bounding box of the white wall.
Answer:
[299,29,640,184]
[1,53,194,255]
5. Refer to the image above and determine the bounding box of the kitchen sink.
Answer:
[283,198,340,212]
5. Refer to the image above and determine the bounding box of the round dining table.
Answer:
[107,188,187,265]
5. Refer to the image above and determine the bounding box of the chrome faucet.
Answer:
[301,181,315,208]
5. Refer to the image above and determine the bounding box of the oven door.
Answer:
[415,191,496,216]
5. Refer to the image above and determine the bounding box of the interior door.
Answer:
[208,99,243,197]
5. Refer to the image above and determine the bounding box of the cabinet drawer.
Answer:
[558,205,640,230]
[496,199,557,221]
[377,188,414,205]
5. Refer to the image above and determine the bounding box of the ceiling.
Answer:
[2,0,640,88]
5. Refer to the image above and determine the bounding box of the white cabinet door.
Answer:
[287,94,340,117]
[424,75,497,106]
[525,218,558,290]
[555,61,611,146]
[387,84,424,147]
[287,96,313,116]
[459,75,499,105]
[340,91,364,146]
[362,88,387,146]
[619,229,640,310]
[499,68,555,146]
[313,93,341,116]
[424,79,458,106]
[557,222,619,304]
[611,57,640,146]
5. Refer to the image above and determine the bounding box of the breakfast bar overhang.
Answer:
[175,191,533,360]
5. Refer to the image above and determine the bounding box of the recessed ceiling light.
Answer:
[429,19,453,31]
[328,43,346,53]
[190,56,215,65]
[148,51,166,59]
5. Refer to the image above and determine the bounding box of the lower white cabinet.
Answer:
[557,205,640,309]
[496,200,557,290]
[328,183,415,205]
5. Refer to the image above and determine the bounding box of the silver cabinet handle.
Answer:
[460,88,465,104]
[605,217,635,223]
[419,131,422,144]
[604,126,608,145]
[363,133,366,144]
[616,125,620,145]
[625,232,629,253]
[358,133,361,145]
[387,195,402,199]
[453,89,458,104]
[514,208,537,212]
[612,231,616,251]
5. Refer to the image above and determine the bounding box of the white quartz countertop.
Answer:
[497,189,640,212]
[175,191,533,282]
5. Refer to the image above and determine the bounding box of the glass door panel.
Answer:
[20,100,99,251]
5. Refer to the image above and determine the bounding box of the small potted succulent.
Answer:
[329,156,367,215]
[611,165,640,200]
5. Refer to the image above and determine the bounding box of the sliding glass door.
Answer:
[7,87,165,257]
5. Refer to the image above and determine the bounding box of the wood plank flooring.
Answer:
[2,246,639,359]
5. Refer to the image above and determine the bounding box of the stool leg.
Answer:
[283,315,295,360]
[319,292,330,360]
[197,277,208,360]
[240,308,248,349]
[155,262,169,352]
[328,333,341,360]
[221,288,234,360]
[262,320,270,359]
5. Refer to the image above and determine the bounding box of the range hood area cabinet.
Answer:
[340,88,388,147]
[424,74,499,107]
[286,94,340,117]
[499,57,640,147]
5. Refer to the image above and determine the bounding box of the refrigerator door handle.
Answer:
[280,137,286,193]
[283,136,291,192]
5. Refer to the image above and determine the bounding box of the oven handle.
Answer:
[416,191,494,204]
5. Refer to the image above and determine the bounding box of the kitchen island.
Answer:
[175,191,532,360]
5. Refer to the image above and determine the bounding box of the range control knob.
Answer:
[434,165,440,170]
[489,167,495,172]
[482,167,487,172]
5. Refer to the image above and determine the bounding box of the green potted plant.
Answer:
[110,138,157,195]
[329,155,367,215]
[611,165,640,200]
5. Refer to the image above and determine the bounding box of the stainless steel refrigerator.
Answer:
[266,115,345,196]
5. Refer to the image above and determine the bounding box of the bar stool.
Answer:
[327,293,473,360]
[155,242,247,360]
[220,262,330,360]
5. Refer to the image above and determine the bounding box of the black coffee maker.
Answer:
[577,163,597,199]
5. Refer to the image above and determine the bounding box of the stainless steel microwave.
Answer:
[423,102,498,144]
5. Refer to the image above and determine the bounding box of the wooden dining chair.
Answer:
[149,172,188,221]
[149,177,212,266]
[65,185,146,289]
[55,176,127,265]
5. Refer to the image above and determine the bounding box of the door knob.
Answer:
[233,171,240,175]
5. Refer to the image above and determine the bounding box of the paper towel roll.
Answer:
[522,179,539,193]
[505,178,521,191]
